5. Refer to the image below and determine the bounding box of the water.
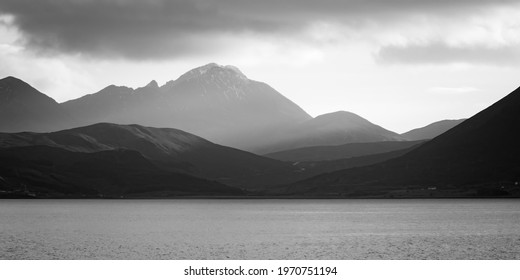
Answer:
[1,199,519,259]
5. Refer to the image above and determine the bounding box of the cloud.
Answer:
[1,0,519,60]
[376,42,520,66]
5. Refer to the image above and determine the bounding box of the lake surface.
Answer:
[1,199,519,259]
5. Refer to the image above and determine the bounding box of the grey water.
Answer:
[1,199,519,259]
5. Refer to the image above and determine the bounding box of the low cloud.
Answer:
[0,0,518,60]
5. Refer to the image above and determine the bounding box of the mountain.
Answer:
[61,64,402,152]
[0,123,294,189]
[401,119,466,140]
[0,122,416,196]
[256,111,405,154]
[264,140,424,162]
[0,145,242,198]
[1,65,407,153]
[280,86,520,198]
[62,63,312,151]
[0,76,74,132]
[1,66,403,153]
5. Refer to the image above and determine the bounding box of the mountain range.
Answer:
[0,123,299,190]
[2,63,516,198]
[61,63,312,152]
[0,64,419,153]
[0,125,411,198]
[280,85,520,198]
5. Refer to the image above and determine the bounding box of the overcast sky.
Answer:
[1,0,520,132]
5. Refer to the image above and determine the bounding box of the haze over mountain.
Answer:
[0,76,74,133]
[1,64,407,152]
[256,111,405,154]
[401,119,466,141]
[0,123,296,189]
[281,86,520,197]
[61,63,312,151]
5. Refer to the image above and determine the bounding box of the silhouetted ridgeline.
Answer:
[1,64,519,198]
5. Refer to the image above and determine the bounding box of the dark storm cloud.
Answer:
[376,42,520,66]
[0,0,517,60]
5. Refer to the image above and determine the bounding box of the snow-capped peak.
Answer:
[196,63,219,75]
[175,63,248,82]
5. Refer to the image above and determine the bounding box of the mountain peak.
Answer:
[1,76,24,83]
[0,76,73,133]
[101,84,133,92]
[0,76,31,89]
[0,76,46,99]
[313,111,368,124]
[176,63,248,82]
[145,80,159,88]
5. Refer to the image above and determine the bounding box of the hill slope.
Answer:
[264,140,424,162]
[0,123,294,189]
[0,145,242,198]
[401,119,466,140]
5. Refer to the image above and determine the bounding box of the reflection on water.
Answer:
[1,199,519,259]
